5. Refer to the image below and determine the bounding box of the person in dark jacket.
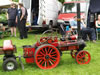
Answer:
[7,3,17,37]
[17,3,28,39]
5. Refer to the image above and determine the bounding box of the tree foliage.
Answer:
[12,0,19,2]
[58,0,65,3]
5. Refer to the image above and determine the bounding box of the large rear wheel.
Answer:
[34,44,60,69]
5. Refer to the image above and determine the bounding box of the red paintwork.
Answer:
[76,51,91,64]
[66,31,78,40]
[58,13,84,21]
[25,58,34,63]
[58,1,86,21]
[34,45,60,69]
[69,35,78,40]
[51,42,59,47]
[36,42,40,46]
[68,45,79,50]
[3,40,14,51]
[58,13,76,21]
[58,41,79,51]
[23,47,35,63]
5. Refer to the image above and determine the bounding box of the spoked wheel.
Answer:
[76,50,91,64]
[34,44,60,69]
[71,50,78,58]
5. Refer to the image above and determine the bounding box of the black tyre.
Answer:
[3,55,16,61]
[3,56,7,61]
[2,58,18,71]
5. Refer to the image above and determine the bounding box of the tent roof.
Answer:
[0,0,17,8]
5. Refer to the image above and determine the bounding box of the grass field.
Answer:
[0,31,100,75]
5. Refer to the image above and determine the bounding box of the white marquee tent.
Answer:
[0,0,17,8]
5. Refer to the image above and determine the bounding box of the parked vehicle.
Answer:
[19,0,62,29]
[57,1,87,26]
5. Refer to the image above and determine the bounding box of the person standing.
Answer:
[7,3,17,37]
[17,3,28,39]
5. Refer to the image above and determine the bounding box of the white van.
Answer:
[19,0,62,29]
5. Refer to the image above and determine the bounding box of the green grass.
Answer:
[0,32,100,75]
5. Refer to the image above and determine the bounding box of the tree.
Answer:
[12,0,19,2]
[58,0,79,3]
[58,0,65,3]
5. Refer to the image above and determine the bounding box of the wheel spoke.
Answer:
[50,56,57,60]
[40,51,45,56]
[86,56,89,59]
[41,49,45,54]
[82,52,86,57]
[85,56,89,61]
[77,55,82,59]
[81,53,88,58]
[51,54,57,57]
[49,58,55,64]
[79,59,84,63]
[45,48,48,55]
[41,60,45,65]
[49,49,53,54]
[49,60,53,65]
[47,47,50,53]
[44,61,47,68]
[51,51,56,54]
[77,57,82,60]
[47,60,49,67]
[39,60,43,64]
[80,53,83,57]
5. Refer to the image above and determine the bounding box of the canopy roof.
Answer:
[0,0,17,8]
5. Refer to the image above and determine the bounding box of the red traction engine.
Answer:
[23,36,91,69]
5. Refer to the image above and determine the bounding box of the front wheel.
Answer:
[34,44,60,69]
[2,58,18,71]
[76,50,91,64]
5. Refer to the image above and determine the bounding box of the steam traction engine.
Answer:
[23,34,91,69]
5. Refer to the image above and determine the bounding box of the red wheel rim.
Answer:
[35,45,60,69]
[71,50,77,58]
[76,51,91,64]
